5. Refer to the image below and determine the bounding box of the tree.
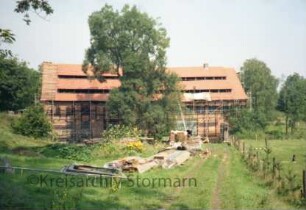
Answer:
[228,108,268,137]
[14,0,53,25]
[0,0,53,56]
[278,73,306,134]
[83,5,181,138]
[240,58,278,120]
[12,104,52,138]
[0,55,40,111]
[0,29,16,57]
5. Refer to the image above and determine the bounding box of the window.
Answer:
[58,89,110,94]
[58,75,88,79]
[181,76,226,81]
[184,89,231,93]
[58,75,119,79]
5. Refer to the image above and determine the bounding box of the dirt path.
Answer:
[211,152,229,209]
[163,156,209,208]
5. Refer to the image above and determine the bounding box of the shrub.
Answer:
[11,104,52,138]
[125,141,143,152]
[41,144,93,162]
[101,125,141,142]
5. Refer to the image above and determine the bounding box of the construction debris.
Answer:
[104,148,193,173]
[103,131,212,174]
[203,137,210,144]
[169,130,187,144]
[83,138,100,145]
[104,156,158,173]
[162,150,190,169]
[62,164,125,177]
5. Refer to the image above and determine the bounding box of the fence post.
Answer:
[243,142,245,157]
[272,157,276,179]
[303,170,306,198]
[256,151,259,170]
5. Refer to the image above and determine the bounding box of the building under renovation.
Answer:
[40,62,247,141]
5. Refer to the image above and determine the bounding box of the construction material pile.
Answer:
[104,130,208,173]
[104,149,191,173]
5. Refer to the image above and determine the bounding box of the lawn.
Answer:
[0,113,302,209]
[243,139,306,184]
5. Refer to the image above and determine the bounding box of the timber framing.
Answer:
[40,62,247,141]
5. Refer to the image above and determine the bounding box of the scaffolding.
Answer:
[176,98,246,140]
[45,101,120,142]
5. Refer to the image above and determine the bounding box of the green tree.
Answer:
[0,55,40,111]
[12,104,52,138]
[240,58,278,120]
[83,5,181,138]
[14,0,53,25]
[228,109,268,135]
[0,0,53,56]
[278,73,306,134]
[0,29,16,57]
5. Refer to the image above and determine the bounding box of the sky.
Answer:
[0,0,305,79]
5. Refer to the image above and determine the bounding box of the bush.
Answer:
[101,125,141,142]
[228,109,268,138]
[11,104,52,138]
[41,144,93,161]
[125,141,143,152]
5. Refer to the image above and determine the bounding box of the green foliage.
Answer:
[41,144,93,162]
[0,1,53,55]
[228,108,268,138]
[278,73,306,134]
[0,176,31,208]
[0,55,40,111]
[50,187,83,209]
[14,0,54,25]
[229,58,279,138]
[83,4,170,78]
[11,104,52,138]
[0,29,15,57]
[84,4,181,138]
[240,58,278,120]
[101,125,142,142]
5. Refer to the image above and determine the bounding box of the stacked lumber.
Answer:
[104,156,158,173]
[104,149,192,173]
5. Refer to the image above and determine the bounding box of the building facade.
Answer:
[40,62,247,141]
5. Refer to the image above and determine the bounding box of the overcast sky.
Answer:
[1,0,305,79]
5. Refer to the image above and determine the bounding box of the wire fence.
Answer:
[231,137,306,201]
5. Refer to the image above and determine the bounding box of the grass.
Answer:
[0,113,304,209]
[243,139,306,183]
[220,147,292,209]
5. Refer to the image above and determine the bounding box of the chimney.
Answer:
[203,63,208,69]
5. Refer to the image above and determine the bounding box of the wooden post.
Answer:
[243,142,245,156]
[303,170,306,198]
[256,151,259,170]
[272,157,276,179]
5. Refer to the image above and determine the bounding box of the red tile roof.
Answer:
[168,67,247,101]
[40,63,247,102]
[57,79,120,90]
[57,64,121,77]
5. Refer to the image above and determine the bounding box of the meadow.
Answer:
[0,113,305,209]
